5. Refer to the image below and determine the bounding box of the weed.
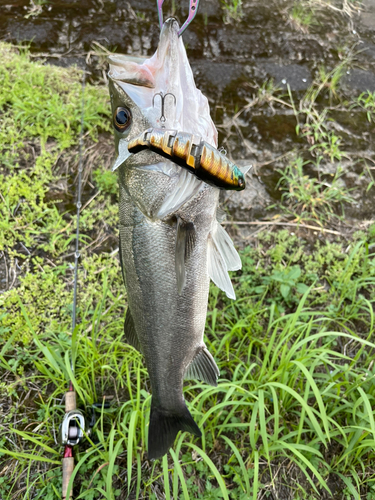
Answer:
[290,80,349,163]
[93,168,118,196]
[274,156,354,223]
[317,64,345,101]
[260,264,309,302]
[221,0,243,23]
[255,79,285,108]
[24,0,49,19]
[289,2,316,32]
[354,91,375,123]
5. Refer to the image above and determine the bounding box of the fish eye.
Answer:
[113,107,132,132]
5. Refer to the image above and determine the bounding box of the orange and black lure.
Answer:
[127,128,246,191]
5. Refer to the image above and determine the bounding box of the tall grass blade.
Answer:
[267,382,327,446]
[277,441,329,493]
[358,387,375,442]
[106,436,124,499]
[258,389,269,459]
[253,450,259,500]
[292,360,330,439]
[127,410,138,493]
[170,448,190,500]
[222,435,251,496]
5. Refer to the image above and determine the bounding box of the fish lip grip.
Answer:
[157,0,200,36]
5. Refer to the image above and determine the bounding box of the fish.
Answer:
[112,127,246,191]
[108,18,246,459]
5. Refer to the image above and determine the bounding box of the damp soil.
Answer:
[2,0,375,230]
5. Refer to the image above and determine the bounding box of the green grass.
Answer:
[221,0,243,23]
[1,40,375,499]
[275,156,354,224]
[354,91,375,123]
[289,2,316,32]
[3,232,375,498]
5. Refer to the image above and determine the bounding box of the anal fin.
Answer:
[175,219,196,295]
[124,308,142,353]
[184,347,220,387]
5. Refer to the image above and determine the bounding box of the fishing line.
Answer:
[71,72,86,364]
[60,68,86,500]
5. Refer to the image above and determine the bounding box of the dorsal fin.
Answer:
[175,219,196,294]
[124,308,142,353]
[184,347,220,386]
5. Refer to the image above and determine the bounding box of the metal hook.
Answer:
[157,0,200,36]
[152,91,176,126]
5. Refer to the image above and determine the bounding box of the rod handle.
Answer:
[62,456,74,499]
[65,391,76,412]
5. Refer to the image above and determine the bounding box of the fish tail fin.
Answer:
[148,401,201,460]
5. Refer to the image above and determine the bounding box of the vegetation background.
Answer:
[1,0,375,498]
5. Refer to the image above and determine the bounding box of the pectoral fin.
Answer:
[207,220,240,299]
[212,220,241,271]
[184,347,220,386]
[216,206,227,223]
[124,308,142,353]
[207,234,236,300]
[157,169,204,219]
[175,219,196,294]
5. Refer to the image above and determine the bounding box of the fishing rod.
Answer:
[59,71,86,500]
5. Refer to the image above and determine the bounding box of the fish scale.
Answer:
[119,176,216,408]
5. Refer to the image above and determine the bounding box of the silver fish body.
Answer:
[118,166,218,456]
[109,18,242,459]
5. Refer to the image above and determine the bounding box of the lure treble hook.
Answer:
[157,0,200,36]
[152,91,176,126]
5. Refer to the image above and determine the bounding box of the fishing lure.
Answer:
[113,126,246,191]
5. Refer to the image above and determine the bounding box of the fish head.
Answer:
[108,55,154,157]
[108,18,217,169]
